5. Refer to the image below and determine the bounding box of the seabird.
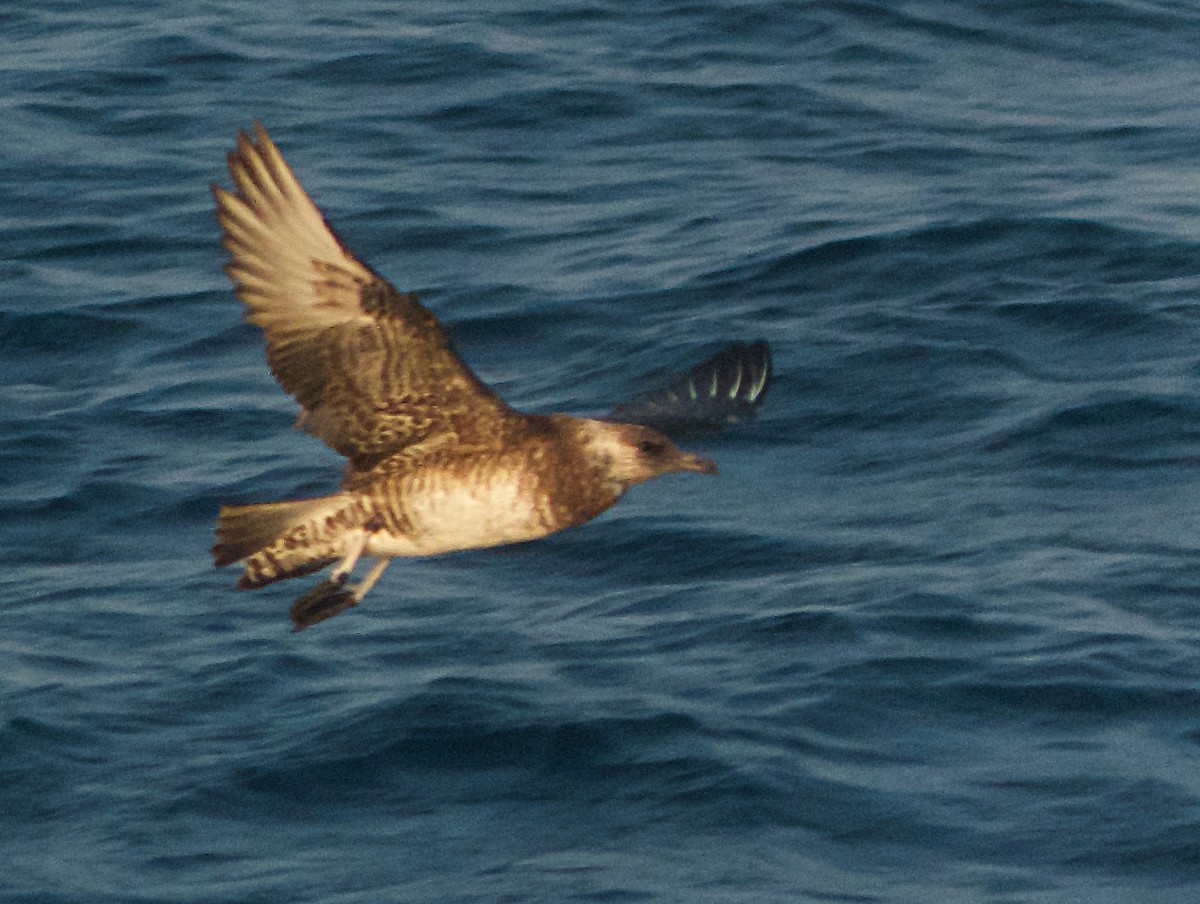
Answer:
[211,123,719,631]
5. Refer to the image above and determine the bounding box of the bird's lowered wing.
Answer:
[610,340,772,434]
[213,123,513,470]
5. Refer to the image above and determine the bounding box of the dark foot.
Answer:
[290,580,356,631]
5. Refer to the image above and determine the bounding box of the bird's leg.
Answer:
[349,557,392,601]
[290,580,355,631]
[289,554,392,632]
[330,530,367,585]
[289,533,366,631]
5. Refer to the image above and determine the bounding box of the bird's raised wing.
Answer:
[213,123,513,470]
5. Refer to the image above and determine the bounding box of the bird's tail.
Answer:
[213,494,360,589]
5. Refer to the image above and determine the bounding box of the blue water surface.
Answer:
[4,1,1200,901]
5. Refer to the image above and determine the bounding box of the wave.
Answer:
[983,395,1200,470]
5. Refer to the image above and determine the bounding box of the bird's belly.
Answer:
[365,477,554,558]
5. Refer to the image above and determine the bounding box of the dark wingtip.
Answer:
[612,340,773,434]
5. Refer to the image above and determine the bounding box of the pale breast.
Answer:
[364,462,557,558]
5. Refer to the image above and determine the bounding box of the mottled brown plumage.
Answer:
[212,123,716,630]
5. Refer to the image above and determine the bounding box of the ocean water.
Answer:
[5,1,1200,901]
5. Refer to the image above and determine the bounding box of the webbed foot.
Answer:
[290,579,356,632]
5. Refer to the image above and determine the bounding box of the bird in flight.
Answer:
[211,124,738,631]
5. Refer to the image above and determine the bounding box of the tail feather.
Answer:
[213,495,360,589]
[213,498,330,566]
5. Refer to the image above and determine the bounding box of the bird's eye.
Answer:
[637,439,665,456]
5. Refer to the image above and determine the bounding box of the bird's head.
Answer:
[570,418,717,489]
